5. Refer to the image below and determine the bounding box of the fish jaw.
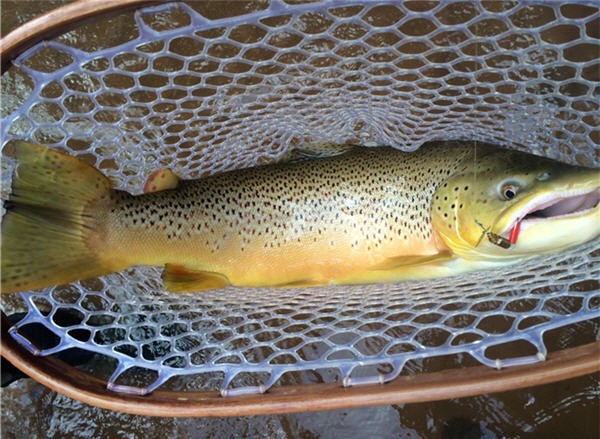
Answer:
[477,164,600,259]
[496,186,600,255]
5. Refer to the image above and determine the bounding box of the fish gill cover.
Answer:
[0,1,598,394]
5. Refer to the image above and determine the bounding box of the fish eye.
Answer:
[500,183,518,200]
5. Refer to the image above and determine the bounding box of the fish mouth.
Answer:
[502,187,600,235]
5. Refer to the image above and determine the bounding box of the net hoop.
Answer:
[0,0,159,73]
[2,312,599,417]
[1,0,599,416]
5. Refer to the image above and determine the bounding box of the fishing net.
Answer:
[1,0,599,398]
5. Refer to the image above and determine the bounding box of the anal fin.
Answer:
[143,169,180,193]
[162,264,230,292]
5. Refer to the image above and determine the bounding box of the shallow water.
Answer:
[2,372,599,438]
[1,1,599,438]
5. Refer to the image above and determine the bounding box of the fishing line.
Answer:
[471,139,513,249]
[468,41,512,250]
[471,39,485,247]
[472,133,488,247]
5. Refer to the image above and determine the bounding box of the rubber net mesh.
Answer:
[1,1,599,395]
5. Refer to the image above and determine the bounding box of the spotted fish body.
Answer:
[1,141,599,293]
[104,144,470,289]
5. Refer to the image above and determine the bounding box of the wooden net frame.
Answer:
[2,311,599,417]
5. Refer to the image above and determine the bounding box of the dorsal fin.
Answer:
[278,143,359,163]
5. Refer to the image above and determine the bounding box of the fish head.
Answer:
[432,148,600,261]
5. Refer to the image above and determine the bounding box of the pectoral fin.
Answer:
[337,252,470,285]
[162,264,230,292]
[143,169,180,193]
[370,252,454,271]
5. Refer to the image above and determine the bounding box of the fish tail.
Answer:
[1,141,121,293]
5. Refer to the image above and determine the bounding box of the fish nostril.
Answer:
[536,172,550,181]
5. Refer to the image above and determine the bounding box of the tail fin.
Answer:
[1,141,118,293]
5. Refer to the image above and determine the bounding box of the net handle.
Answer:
[2,311,599,417]
[0,0,160,73]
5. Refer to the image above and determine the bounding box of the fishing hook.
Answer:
[474,219,512,249]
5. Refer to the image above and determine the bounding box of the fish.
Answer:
[1,140,599,293]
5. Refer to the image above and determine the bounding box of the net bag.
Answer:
[1,0,599,415]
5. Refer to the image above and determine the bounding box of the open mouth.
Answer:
[501,188,600,240]
[521,188,600,222]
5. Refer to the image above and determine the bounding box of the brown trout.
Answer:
[1,141,599,293]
